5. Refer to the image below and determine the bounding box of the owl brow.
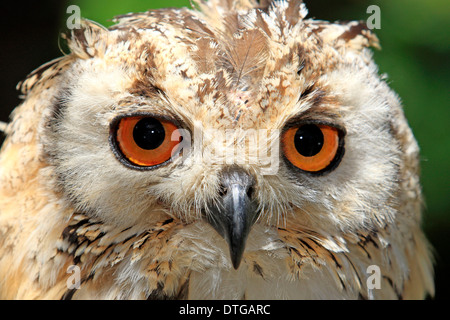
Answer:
[284,109,346,133]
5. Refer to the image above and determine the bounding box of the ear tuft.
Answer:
[63,19,109,59]
[18,19,108,95]
[337,21,380,50]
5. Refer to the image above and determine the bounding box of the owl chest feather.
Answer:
[55,215,397,299]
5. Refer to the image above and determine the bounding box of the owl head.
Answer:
[19,0,419,269]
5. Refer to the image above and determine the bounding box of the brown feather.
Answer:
[224,28,269,90]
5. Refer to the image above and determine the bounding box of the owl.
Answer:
[0,0,434,299]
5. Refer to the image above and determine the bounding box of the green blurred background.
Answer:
[1,0,449,299]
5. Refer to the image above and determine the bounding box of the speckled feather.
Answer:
[0,0,433,299]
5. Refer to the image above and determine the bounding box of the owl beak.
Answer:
[206,168,259,270]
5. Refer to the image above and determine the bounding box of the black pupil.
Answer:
[294,124,324,157]
[133,118,165,150]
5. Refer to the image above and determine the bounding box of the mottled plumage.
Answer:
[0,0,434,299]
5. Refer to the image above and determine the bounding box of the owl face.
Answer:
[42,1,403,268]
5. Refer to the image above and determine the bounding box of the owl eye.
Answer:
[115,116,182,167]
[282,124,341,173]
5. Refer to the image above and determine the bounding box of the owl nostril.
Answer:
[246,186,254,199]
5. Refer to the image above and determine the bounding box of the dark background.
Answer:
[1,0,448,299]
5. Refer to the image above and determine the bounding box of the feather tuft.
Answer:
[224,28,269,90]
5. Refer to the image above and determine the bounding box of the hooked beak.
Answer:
[206,167,259,269]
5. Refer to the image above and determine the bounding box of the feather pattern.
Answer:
[0,0,433,300]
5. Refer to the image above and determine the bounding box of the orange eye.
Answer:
[115,116,182,167]
[282,124,341,173]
